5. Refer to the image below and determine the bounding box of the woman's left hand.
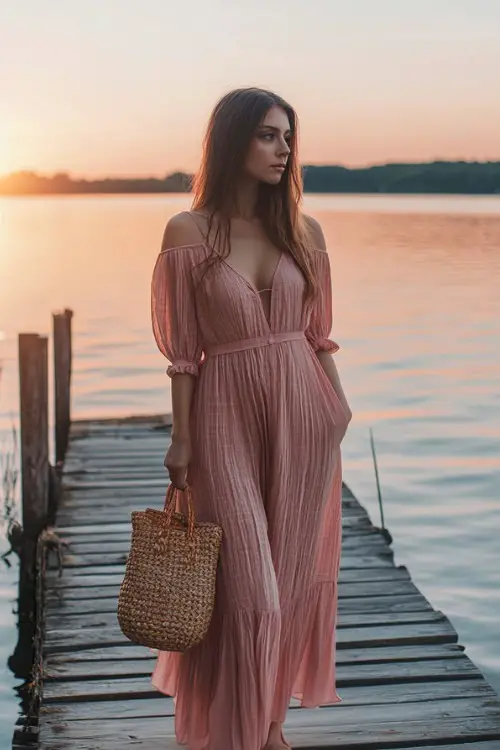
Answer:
[341,401,353,424]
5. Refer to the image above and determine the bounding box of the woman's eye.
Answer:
[258,132,291,145]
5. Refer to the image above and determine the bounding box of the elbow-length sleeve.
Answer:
[305,250,340,355]
[151,247,203,377]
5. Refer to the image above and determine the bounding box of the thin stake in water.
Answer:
[369,427,393,544]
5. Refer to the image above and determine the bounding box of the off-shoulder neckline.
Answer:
[158,243,327,256]
[159,242,208,255]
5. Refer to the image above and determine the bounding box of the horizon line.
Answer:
[2,158,500,182]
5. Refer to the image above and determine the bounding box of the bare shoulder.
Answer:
[302,214,327,253]
[160,211,206,253]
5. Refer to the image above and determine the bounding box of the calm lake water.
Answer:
[0,194,499,743]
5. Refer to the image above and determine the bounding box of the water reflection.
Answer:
[0,194,499,742]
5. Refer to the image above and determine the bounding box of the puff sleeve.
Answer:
[305,250,340,355]
[151,247,203,377]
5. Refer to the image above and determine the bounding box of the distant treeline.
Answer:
[1,161,500,195]
[0,170,192,195]
[304,161,500,194]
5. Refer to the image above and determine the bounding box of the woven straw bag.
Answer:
[117,483,223,652]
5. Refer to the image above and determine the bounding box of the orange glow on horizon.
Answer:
[2,2,500,178]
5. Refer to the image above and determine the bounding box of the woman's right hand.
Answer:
[164,435,192,489]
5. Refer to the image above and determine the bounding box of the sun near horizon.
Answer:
[2,1,500,178]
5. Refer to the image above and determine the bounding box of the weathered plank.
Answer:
[45,642,465,668]
[55,509,377,529]
[44,610,455,649]
[59,492,369,521]
[46,565,411,589]
[46,549,394,570]
[59,473,373,498]
[45,651,479,683]
[60,483,367,507]
[43,614,457,653]
[41,695,500,726]
[38,705,500,750]
[42,656,481,702]
[53,525,384,548]
[47,558,396,580]
[50,525,131,538]
[45,579,419,605]
[39,678,497,721]
[56,532,388,557]
[51,536,390,563]
[45,593,432,619]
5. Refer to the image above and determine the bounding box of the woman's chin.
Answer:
[260,172,284,186]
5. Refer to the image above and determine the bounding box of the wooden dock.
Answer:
[36,415,500,749]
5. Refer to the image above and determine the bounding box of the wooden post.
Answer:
[12,333,49,679]
[53,308,73,465]
[18,333,49,537]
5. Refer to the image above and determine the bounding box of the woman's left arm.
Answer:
[304,215,352,423]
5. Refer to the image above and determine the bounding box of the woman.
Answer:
[150,87,352,750]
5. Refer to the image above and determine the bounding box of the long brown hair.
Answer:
[191,87,318,301]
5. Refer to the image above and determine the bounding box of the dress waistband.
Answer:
[204,331,306,357]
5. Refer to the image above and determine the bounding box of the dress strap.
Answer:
[183,210,209,244]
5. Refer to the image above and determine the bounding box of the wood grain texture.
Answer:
[39,678,498,721]
[44,654,481,685]
[46,565,412,589]
[38,416,500,749]
[39,711,500,750]
[44,642,465,668]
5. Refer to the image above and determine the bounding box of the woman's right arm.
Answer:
[151,213,203,488]
[167,376,196,489]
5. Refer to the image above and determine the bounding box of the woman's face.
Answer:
[244,106,292,185]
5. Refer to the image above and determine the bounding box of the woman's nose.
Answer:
[277,137,290,156]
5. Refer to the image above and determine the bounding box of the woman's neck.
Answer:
[232,175,259,220]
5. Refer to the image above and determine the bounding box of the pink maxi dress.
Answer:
[150,240,348,750]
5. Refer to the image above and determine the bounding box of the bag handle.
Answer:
[163,483,196,548]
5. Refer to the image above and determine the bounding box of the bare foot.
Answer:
[263,722,291,749]
[262,739,290,750]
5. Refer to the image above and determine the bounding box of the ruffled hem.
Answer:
[269,581,342,720]
[287,581,343,710]
[166,360,200,377]
[306,336,340,355]
[151,581,341,749]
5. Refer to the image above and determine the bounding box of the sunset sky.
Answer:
[1,0,499,178]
